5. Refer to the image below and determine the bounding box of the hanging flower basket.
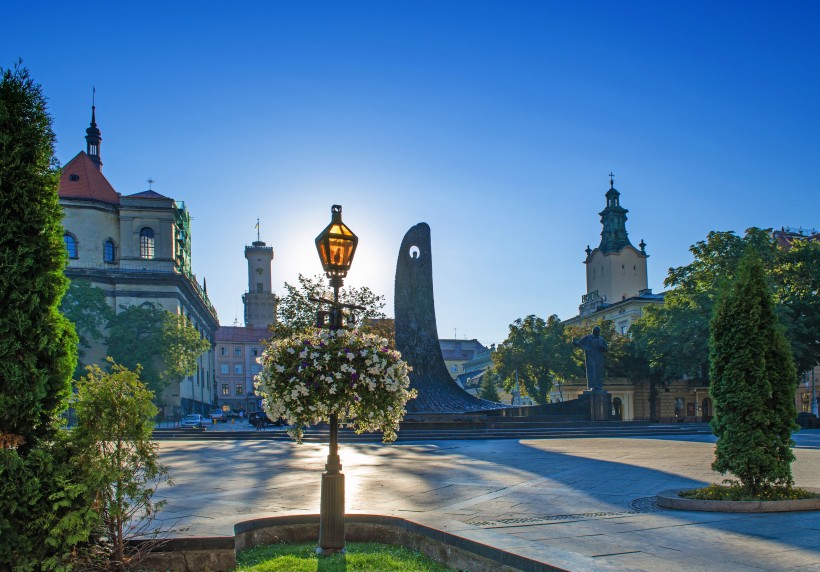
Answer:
[255,329,415,443]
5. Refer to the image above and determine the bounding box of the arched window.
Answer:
[63,233,78,259]
[140,227,155,259]
[104,239,116,262]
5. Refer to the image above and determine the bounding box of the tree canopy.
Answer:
[106,302,209,398]
[493,314,576,405]
[631,228,820,382]
[60,279,114,376]
[272,273,390,341]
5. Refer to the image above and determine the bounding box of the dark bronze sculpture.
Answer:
[394,223,502,413]
[572,326,608,390]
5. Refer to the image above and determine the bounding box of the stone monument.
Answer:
[395,223,503,413]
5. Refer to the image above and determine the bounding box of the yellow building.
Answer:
[59,106,218,417]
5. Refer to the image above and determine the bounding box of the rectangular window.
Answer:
[250,364,260,375]
[220,346,227,356]
[235,383,244,395]
[140,229,155,260]
[220,364,229,375]
[252,347,259,357]
[234,364,243,375]
[234,347,242,357]
[221,383,229,396]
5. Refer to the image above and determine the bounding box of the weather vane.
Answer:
[146,177,154,190]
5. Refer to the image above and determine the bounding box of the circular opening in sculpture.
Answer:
[409,246,420,259]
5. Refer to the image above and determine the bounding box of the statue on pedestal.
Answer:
[572,326,608,391]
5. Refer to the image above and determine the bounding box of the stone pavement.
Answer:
[155,431,820,571]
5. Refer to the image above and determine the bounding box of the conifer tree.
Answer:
[0,62,85,569]
[0,63,77,449]
[478,367,501,402]
[709,249,798,493]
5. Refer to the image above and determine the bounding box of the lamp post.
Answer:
[314,204,358,553]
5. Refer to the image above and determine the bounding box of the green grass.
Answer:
[234,542,457,571]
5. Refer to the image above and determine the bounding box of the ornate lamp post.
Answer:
[314,204,358,553]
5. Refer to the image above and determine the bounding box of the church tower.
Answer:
[242,228,277,327]
[85,95,102,171]
[580,175,649,314]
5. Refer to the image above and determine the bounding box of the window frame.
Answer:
[64,233,78,259]
[103,238,116,263]
[140,227,155,260]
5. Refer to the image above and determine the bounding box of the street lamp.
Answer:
[314,204,358,553]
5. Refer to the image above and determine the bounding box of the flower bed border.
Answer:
[656,488,820,513]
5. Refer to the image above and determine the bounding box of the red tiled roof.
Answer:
[216,326,273,343]
[59,152,120,204]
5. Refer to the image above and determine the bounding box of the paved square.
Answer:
[155,432,820,571]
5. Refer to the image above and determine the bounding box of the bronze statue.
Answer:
[572,326,608,390]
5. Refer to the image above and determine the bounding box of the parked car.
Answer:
[249,411,284,428]
[181,414,205,428]
[224,410,240,420]
[209,409,227,422]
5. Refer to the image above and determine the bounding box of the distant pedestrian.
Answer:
[239,410,244,420]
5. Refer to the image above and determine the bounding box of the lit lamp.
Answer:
[314,204,358,553]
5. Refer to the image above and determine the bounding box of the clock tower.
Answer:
[242,239,277,327]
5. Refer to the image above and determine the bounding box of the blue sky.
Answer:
[5,1,819,346]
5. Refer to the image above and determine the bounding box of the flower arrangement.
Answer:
[255,328,416,443]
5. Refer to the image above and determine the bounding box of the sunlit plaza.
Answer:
[156,432,820,571]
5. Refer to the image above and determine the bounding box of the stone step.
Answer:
[152,423,713,442]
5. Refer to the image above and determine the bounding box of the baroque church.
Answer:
[59,105,219,418]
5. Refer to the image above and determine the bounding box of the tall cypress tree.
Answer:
[0,63,77,449]
[709,249,797,493]
[0,64,86,569]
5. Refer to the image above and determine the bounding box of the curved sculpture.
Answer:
[395,223,503,413]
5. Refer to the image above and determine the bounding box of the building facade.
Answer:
[214,326,269,414]
[59,106,219,417]
[439,338,488,380]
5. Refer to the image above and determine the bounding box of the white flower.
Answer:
[275,364,285,373]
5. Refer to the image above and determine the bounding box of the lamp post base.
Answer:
[318,470,345,551]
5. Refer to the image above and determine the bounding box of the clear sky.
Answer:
[5,1,819,346]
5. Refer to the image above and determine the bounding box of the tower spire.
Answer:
[85,87,102,171]
[598,174,632,253]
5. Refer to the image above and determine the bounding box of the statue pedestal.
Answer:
[583,390,612,421]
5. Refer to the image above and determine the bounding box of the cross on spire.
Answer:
[609,172,615,188]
